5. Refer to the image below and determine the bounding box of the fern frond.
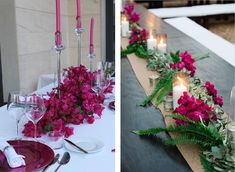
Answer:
[200,154,215,172]
[132,127,168,136]
[155,81,172,106]
[166,114,195,124]
[140,71,174,106]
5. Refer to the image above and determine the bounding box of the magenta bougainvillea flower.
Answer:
[129,28,148,44]
[124,3,134,15]
[170,51,196,77]
[23,65,112,138]
[205,81,223,106]
[174,92,217,126]
[124,4,140,24]
[129,12,140,23]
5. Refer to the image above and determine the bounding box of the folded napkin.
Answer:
[0,140,25,168]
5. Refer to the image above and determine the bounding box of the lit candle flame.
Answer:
[123,17,126,22]
[160,39,164,44]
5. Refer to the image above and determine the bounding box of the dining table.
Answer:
[121,4,235,172]
[0,82,115,172]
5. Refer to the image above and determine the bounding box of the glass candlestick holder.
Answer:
[75,27,85,66]
[87,53,96,73]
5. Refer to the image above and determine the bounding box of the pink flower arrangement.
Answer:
[129,12,140,23]
[124,4,140,24]
[205,81,223,106]
[129,28,148,44]
[174,92,217,126]
[23,65,112,138]
[170,51,196,77]
[124,3,134,15]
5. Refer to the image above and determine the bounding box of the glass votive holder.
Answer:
[164,94,173,112]
[47,131,64,150]
[156,33,167,53]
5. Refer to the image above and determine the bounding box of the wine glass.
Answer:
[92,68,110,96]
[25,94,46,141]
[104,61,115,80]
[7,91,26,139]
[104,61,115,102]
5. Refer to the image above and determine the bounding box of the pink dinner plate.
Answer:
[0,140,54,172]
[109,101,115,110]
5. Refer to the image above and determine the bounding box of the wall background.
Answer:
[0,0,104,101]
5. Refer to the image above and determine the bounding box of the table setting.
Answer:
[0,64,115,172]
[0,0,115,171]
[121,2,235,172]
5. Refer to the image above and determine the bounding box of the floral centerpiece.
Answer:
[23,65,112,138]
[123,3,140,28]
[121,3,235,171]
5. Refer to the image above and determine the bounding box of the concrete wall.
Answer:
[14,0,103,93]
[0,0,20,101]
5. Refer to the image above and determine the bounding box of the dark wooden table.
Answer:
[121,4,235,172]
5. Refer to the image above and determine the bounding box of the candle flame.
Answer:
[177,76,187,87]
[160,39,164,44]
[123,17,126,22]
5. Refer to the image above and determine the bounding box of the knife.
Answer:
[64,139,88,154]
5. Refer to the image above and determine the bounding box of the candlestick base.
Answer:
[54,44,65,53]
[75,27,85,35]
[87,53,96,73]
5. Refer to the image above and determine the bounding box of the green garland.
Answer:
[121,12,234,171]
[121,42,148,59]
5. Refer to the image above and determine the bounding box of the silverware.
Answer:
[42,153,60,172]
[54,152,70,172]
[64,139,88,154]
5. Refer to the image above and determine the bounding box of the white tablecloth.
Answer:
[0,83,115,172]
[37,74,55,89]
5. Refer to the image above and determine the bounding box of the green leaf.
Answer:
[155,80,172,106]
[194,53,210,62]
[132,121,223,148]
[43,124,53,132]
[200,154,216,172]
[132,127,168,136]
[140,71,174,106]
[121,43,137,57]
[135,45,148,59]
[170,50,180,64]
[166,114,195,124]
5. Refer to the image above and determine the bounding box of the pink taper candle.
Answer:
[89,17,94,54]
[55,0,61,46]
[76,0,81,28]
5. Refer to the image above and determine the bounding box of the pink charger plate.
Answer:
[0,140,54,172]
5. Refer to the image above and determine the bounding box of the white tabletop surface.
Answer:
[0,83,115,172]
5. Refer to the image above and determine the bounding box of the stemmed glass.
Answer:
[25,94,46,141]
[104,61,115,102]
[104,61,115,80]
[7,91,26,139]
[92,62,110,95]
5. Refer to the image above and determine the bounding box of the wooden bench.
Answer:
[164,17,235,67]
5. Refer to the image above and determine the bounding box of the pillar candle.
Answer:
[76,0,81,28]
[55,0,61,46]
[89,17,94,54]
[121,17,129,37]
[147,35,157,51]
